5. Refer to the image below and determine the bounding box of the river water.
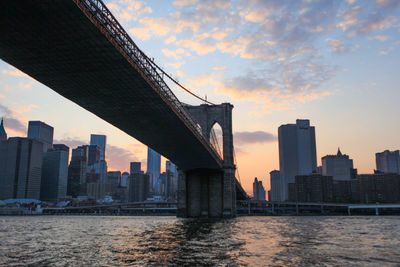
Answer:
[1,216,400,266]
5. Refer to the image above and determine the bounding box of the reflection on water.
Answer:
[1,216,400,266]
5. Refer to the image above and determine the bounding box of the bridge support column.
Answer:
[177,168,236,218]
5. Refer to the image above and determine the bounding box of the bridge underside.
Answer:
[0,0,220,171]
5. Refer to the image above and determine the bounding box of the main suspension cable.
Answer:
[148,58,216,105]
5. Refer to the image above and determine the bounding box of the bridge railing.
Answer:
[75,0,222,166]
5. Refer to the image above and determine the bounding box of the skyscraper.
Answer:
[0,137,43,199]
[278,119,317,201]
[90,134,106,161]
[67,145,89,197]
[252,177,266,201]
[376,150,400,174]
[322,148,356,181]
[0,118,7,141]
[147,147,161,192]
[130,162,142,174]
[27,121,54,152]
[40,144,69,202]
[269,170,281,201]
[88,145,100,165]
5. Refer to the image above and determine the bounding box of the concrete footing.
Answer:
[177,168,236,218]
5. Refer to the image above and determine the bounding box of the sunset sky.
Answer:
[1,0,400,193]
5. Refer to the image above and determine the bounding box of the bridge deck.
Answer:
[0,0,221,170]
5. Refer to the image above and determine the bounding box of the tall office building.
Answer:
[27,121,54,152]
[147,147,161,192]
[88,145,101,165]
[0,137,43,199]
[322,148,356,181]
[130,162,142,174]
[0,118,7,141]
[90,134,106,161]
[278,119,317,201]
[67,145,89,197]
[376,150,400,174]
[166,161,178,197]
[129,172,150,202]
[269,170,281,201]
[40,144,69,202]
[252,177,266,201]
[121,172,130,187]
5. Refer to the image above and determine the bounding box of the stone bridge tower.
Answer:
[177,103,236,218]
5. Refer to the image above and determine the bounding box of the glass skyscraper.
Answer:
[90,134,106,161]
[27,120,54,152]
[278,119,317,201]
[147,147,161,192]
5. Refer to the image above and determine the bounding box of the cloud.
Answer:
[167,61,185,69]
[105,0,152,22]
[368,35,389,41]
[213,65,227,71]
[1,66,28,77]
[234,131,277,145]
[325,38,359,53]
[165,35,177,44]
[173,0,198,7]
[376,0,400,10]
[162,48,186,59]
[0,103,27,134]
[129,17,171,40]
[176,38,216,55]
[358,14,397,33]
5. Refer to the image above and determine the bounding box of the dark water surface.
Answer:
[1,216,400,266]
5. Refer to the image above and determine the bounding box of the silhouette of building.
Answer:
[288,173,333,203]
[0,118,7,141]
[322,148,356,181]
[40,144,69,202]
[376,150,400,174]
[0,137,43,199]
[27,120,54,152]
[88,144,100,165]
[147,147,160,192]
[107,171,121,188]
[130,162,142,174]
[269,170,281,201]
[252,177,266,201]
[279,119,317,200]
[121,172,130,187]
[358,173,400,203]
[67,145,89,197]
[129,172,150,202]
[90,134,106,161]
[166,161,178,200]
[87,182,113,200]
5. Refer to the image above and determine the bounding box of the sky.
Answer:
[1,0,400,194]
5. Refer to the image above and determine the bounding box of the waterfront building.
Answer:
[67,145,89,197]
[107,171,121,188]
[121,172,130,187]
[147,147,161,192]
[27,120,54,152]
[87,160,107,183]
[40,144,69,202]
[129,172,150,202]
[90,134,106,161]
[252,177,266,201]
[0,137,43,199]
[0,118,7,141]
[288,173,333,203]
[322,148,356,181]
[88,145,100,165]
[376,150,400,174]
[269,170,281,201]
[165,160,178,195]
[278,119,317,200]
[358,173,400,203]
[130,162,142,174]
[86,182,114,200]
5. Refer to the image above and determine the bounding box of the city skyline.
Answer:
[1,0,400,193]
